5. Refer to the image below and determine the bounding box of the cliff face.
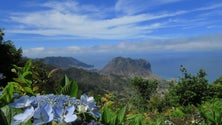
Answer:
[100,57,152,78]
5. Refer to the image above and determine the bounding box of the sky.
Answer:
[1,0,222,81]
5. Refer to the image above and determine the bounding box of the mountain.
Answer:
[37,56,94,69]
[36,56,170,96]
[100,57,152,78]
[54,57,168,96]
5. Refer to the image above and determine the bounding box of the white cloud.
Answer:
[23,33,222,57]
[8,9,166,39]
[5,0,222,40]
[23,47,45,55]
[115,0,182,15]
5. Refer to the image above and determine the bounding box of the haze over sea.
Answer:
[1,0,222,82]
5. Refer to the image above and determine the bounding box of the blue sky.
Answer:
[1,0,222,81]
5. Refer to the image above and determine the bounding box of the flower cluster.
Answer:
[9,94,100,125]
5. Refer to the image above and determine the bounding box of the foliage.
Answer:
[147,118,165,125]
[213,76,222,85]
[126,113,147,125]
[100,104,126,125]
[58,75,78,97]
[147,93,165,112]
[0,41,23,87]
[0,28,4,43]
[31,59,60,94]
[131,77,158,101]
[0,105,28,125]
[0,82,16,107]
[11,60,35,95]
[165,65,209,106]
[11,59,63,95]
[208,76,222,98]
[199,98,222,125]
[130,77,158,110]
[208,83,222,99]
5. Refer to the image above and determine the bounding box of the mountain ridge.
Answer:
[35,56,94,69]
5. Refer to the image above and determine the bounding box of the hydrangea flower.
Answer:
[53,105,77,123]
[9,95,34,108]
[78,94,100,117]
[9,94,100,124]
[33,103,53,125]
[90,107,101,118]
[80,94,96,109]
[12,106,34,125]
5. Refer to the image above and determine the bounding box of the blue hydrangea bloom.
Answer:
[79,94,100,117]
[90,107,101,118]
[64,105,77,123]
[80,94,96,109]
[9,94,100,124]
[53,105,77,123]
[9,95,34,108]
[12,106,34,125]
[33,103,53,125]
[53,105,64,123]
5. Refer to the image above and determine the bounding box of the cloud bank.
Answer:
[23,33,222,57]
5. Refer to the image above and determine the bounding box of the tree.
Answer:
[208,76,222,98]
[0,28,4,44]
[213,76,222,85]
[131,77,158,101]
[0,29,23,87]
[166,65,209,106]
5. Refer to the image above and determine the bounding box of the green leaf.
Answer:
[24,87,34,94]
[60,75,78,97]
[64,75,70,85]
[116,106,126,125]
[0,82,15,107]
[69,81,78,97]
[13,78,26,84]
[199,98,222,125]
[102,105,113,124]
[110,115,117,125]
[22,71,32,78]
[0,105,23,125]
[127,114,144,125]
[23,60,32,72]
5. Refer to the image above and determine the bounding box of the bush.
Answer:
[165,66,209,106]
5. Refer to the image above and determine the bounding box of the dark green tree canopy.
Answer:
[0,28,4,43]
[166,65,209,106]
[0,29,23,87]
[130,77,158,101]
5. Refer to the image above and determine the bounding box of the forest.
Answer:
[0,29,222,125]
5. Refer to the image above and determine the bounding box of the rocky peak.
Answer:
[100,57,152,78]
